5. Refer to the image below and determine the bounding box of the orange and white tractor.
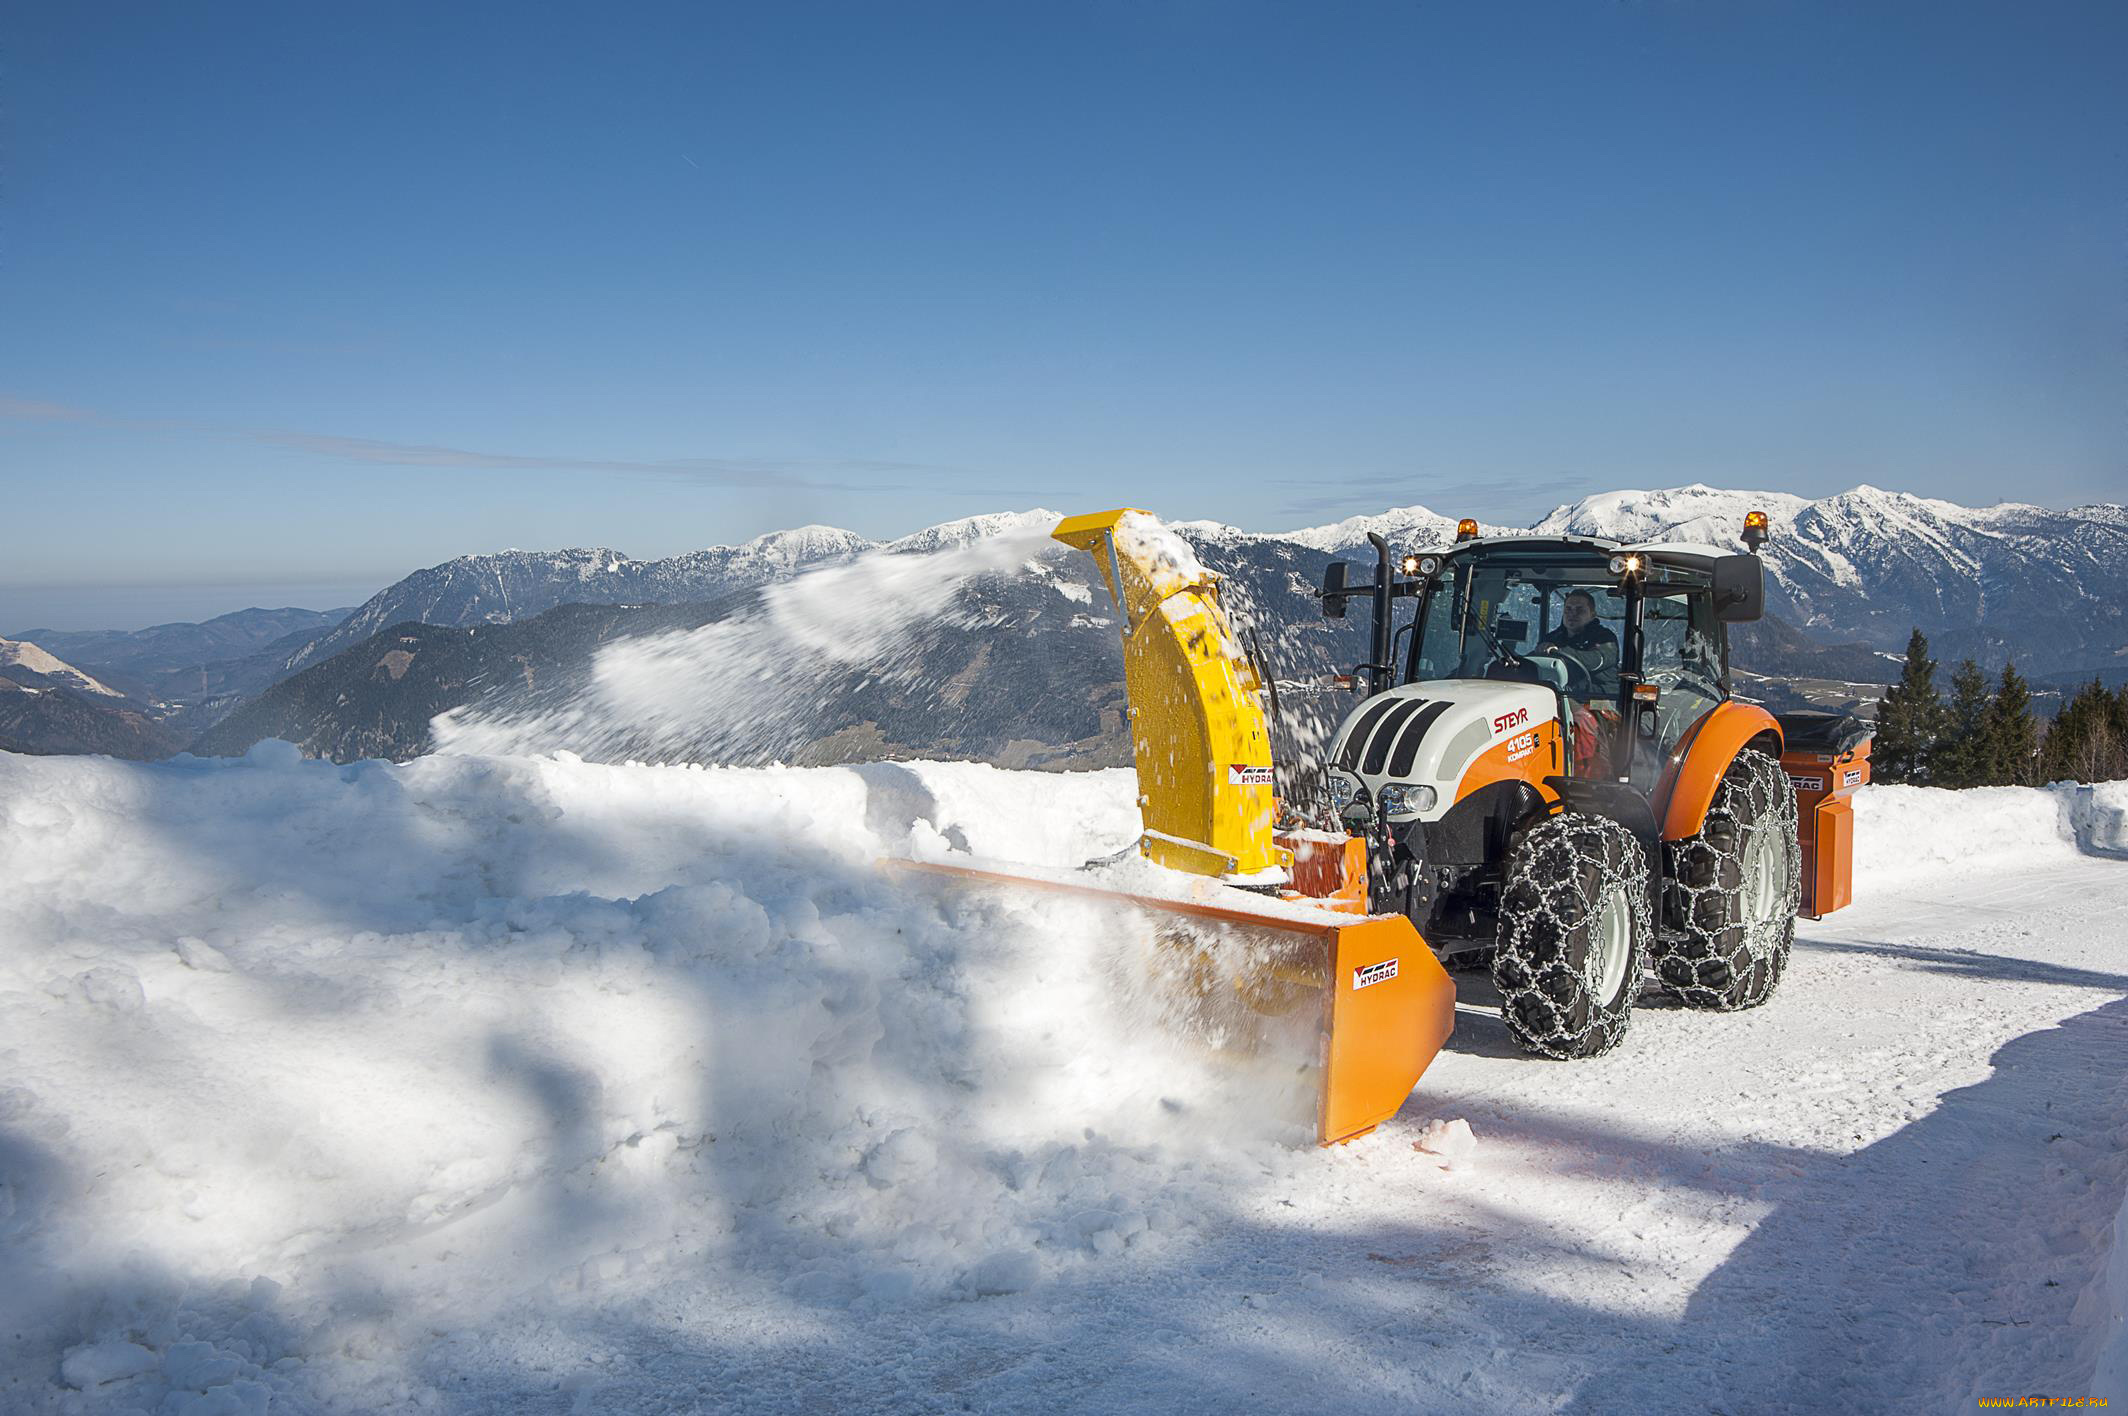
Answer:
[1315,511,1871,1057]
[906,505,1870,1147]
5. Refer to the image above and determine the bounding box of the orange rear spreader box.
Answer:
[1780,734,1872,918]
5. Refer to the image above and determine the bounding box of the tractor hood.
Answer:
[1326,680,1559,825]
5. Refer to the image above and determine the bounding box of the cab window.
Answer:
[1407,551,1621,703]
[1632,572,1725,782]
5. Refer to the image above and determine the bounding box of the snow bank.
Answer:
[0,746,1326,1413]
[2067,781,2128,857]
[1852,779,2128,885]
[4,748,2122,1411]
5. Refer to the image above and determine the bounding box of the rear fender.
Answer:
[1656,702,1782,841]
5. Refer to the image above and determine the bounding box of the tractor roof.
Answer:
[1421,532,1738,569]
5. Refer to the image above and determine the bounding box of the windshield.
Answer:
[1406,550,1624,702]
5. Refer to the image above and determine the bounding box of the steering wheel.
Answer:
[1472,619,1531,678]
[1524,650,1597,700]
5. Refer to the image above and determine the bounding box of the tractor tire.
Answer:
[1491,812,1650,1059]
[1655,747,1802,1011]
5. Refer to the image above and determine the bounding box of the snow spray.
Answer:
[431,526,1062,764]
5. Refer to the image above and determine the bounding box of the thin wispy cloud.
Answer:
[0,397,93,422]
[1,394,962,493]
[254,431,949,490]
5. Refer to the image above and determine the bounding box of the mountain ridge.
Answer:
[195,483,2121,768]
[15,484,2124,764]
[278,513,1068,675]
[0,637,125,698]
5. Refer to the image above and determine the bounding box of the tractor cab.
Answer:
[1395,537,1757,791]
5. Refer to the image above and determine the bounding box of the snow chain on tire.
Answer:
[1491,812,1651,1059]
[1655,747,1802,1011]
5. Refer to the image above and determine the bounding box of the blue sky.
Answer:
[3,1,2122,629]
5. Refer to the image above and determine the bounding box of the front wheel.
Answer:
[1492,812,1651,1059]
[1655,747,1801,1010]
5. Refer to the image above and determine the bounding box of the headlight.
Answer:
[1417,555,1441,576]
[1327,772,1362,809]
[1377,783,1438,818]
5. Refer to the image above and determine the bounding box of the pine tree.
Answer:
[1979,662,2038,786]
[1933,658,1992,788]
[1874,628,1946,784]
[2040,679,2127,784]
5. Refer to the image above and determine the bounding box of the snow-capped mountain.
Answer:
[1528,484,2128,671]
[0,637,181,759]
[278,486,2128,689]
[282,527,879,673]
[180,484,2125,765]
[280,516,1077,675]
[1194,483,2125,677]
[881,509,1063,555]
[0,637,125,698]
[185,482,2127,766]
[1269,506,1500,553]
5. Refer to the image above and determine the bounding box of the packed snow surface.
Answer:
[2,749,2124,1413]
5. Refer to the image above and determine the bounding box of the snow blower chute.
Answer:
[898,509,1455,1144]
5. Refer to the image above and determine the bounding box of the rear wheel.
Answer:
[1492,812,1650,1059]
[1655,747,1801,1010]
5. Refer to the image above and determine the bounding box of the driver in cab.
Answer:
[1534,589,1619,697]
[1536,588,1622,775]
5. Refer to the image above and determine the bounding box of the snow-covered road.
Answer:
[2,748,2123,1413]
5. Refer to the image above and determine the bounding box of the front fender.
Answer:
[1656,701,1783,841]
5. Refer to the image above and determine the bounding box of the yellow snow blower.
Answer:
[899,509,1457,1145]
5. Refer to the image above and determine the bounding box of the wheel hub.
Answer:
[1739,827,1786,960]
[1587,884,1634,1006]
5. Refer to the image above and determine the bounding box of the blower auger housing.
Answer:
[1318,516,1871,1058]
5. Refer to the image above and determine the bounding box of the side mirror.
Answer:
[1712,554,1763,622]
[1321,561,1349,619]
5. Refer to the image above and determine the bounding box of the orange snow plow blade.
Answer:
[893,858,1455,1145]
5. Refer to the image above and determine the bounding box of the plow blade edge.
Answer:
[892,858,1455,1145]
